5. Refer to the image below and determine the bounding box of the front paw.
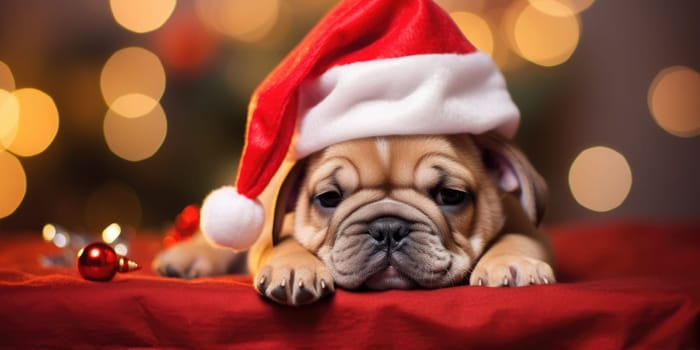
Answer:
[255,258,334,306]
[469,254,555,287]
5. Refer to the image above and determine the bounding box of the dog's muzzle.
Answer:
[367,216,411,250]
[363,216,416,289]
[327,198,445,290]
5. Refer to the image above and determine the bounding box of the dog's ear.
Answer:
[271,158,307,245]
[474,133,548,226]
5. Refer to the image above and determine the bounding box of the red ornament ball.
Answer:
[77,242,139,281]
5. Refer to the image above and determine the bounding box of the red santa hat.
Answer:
[200,0,520,250]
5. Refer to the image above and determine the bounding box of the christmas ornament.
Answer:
[200,0,519,251]
[162,205,200,248]
[40,223,132,268]
[77,242,139,281]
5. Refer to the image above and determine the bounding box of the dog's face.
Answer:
[281,133,546,290]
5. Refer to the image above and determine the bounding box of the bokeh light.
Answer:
[85,182,142,232]
[450,12,494,56]
[569,146,632,212]
[436,0,485,12]
[114,243,128,256]
[42,224,58,242]
[109,0,176,34]
[0,60,14,91]
[4,88,59,157]
[195,0,279,42]
[102,223,122,244]
[103,102,167,161]
[0,150,27,219]
[529,0,595,16]
[511,3,580,67]
[100,47,165,116]
[153,11,217,74]
[648,66,700,138]
[53,232,69,248]
[0,89,19,150]
[109,93,160,119]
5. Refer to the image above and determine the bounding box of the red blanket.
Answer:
[1,222,699,348]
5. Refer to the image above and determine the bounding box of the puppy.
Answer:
[154,132,555,306]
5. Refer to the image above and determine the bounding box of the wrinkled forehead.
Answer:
[307,135,482,188]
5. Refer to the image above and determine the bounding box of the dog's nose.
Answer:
[367,216,411,247]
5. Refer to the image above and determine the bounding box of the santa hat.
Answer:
[200,0,520,250]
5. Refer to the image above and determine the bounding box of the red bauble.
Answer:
[175,204,200,235]
[163,205,201,248]
[77,242,139,282]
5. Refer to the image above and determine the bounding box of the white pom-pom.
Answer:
[200,186,264,251]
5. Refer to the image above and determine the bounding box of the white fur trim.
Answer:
[200,186,264,251]
[294,52,519,158]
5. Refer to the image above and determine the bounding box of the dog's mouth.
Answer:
[363,265,416,290]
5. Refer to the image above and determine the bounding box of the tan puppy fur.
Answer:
[153,133,554,306]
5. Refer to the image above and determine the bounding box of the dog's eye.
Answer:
[315,190,343,209]
[433,187,472,207]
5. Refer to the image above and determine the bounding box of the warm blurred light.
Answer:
[195,0,279,42]
[436,0,485,12]
[114,243,128,256]
[109,0,176,33]
[569,146,632,212]
[102,223,122,244]
[85,182,142,232]
[0,61,14,91]
[42,224,57,242]
[0,89,19,150]
[450,12,494,56]
[4,88,59,157]
[529,0,595,15]
[100,47,166,115]
[648,66,700,138]
[153,11,218,75]
[110,93,159,119]
[0,150,27,219]
[53,232,70,248]
[511,4,580,67]
[104,103,167,161]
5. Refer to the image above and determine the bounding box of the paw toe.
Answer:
[268,282,289,303]
[164,264,183,278]
[470,255,556,288]
[293,284,316,305]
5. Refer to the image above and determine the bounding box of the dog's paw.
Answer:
[469,254,555,287]
[152,234,245,279]
[255,258,334,306]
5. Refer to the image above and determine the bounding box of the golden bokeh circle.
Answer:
[450,12,494,56]
[512,4,580,67]
[648,66,700,138]
[0,150,27,219]
[529,0,595,16]
[100,47,166,114]
[103,102,168,162]
[0,89,20,150]
[109,93,160,119]
[195,0,279,42]
[109,0,177,33]
[0,60,14,91]
[5,88,60,157]
[569,146,632,212]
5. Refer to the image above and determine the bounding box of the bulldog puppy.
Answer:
[153,133,554,306]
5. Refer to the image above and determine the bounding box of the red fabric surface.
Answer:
[1,222,699,348]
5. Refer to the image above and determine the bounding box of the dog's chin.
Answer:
[363,266,417,290]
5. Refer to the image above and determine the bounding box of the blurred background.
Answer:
[0,0,698,236]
